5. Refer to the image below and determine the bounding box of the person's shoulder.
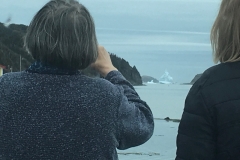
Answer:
[187,63,226,96]
[93,76,119,89]
[0,72,23,83]
[194,62,238,88]
[0,72,25,94]
[185,65,224,107]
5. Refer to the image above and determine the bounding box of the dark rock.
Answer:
[164,117,170,121]
[110,53,142,86]
[141,75,159,83]
[181,73,203,85]
[163,117,180,123]
[190,74,202,84]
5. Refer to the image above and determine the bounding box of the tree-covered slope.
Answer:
[0,23,142,85]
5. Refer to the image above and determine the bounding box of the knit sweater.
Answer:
[0,70,154,160]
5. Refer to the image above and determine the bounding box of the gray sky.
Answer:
[0,0,220,28]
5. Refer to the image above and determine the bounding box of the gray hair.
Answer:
[24,0,98,70]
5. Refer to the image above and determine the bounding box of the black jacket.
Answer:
[176,61,240,160]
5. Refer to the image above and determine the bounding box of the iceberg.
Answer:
[159,70,173,84]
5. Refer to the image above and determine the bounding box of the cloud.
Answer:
[0,0,220,25]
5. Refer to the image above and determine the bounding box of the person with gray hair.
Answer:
[0,0,154,159]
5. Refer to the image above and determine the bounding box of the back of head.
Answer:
[24,0,98,70]
[211,0,240,63]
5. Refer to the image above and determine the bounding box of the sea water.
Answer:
[96,28,215,84]
[90,0,219,84]
[118,84,191,160]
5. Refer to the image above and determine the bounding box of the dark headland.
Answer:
[0,22,143,86]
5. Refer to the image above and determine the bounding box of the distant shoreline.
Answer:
[154,117,181,123]
[180,83,193,85]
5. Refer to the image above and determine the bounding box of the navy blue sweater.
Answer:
[0,70,154,160]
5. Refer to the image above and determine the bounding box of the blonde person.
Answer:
[176,0,240,159]
[0,0,154,159]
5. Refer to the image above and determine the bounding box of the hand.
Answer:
[91,45,118,77]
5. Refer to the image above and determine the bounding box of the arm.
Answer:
[91,45,154,150]
[105,70,154,150]
[176,85,216,160]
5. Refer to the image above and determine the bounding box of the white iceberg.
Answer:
[159,70,173,84]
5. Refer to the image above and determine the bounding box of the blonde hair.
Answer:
[211,0,240,63]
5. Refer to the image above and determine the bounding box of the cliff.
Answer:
[0,22,142,85]
[110,54,142,85]
[141,75,159,83]
[0,23,32,72]
[190,74,202,84]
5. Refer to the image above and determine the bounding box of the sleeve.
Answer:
[105,71,154,150]
[175,84,216,160]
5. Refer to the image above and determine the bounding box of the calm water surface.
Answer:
[135,84,191,119]
[118,84,191,160]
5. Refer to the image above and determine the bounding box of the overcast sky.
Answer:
[1,0,220,30]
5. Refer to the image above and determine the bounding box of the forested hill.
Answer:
[0,22,142,85]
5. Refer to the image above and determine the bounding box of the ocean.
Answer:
[96,28,214,83]
[88,0,221,84]
[118,84,191,160]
